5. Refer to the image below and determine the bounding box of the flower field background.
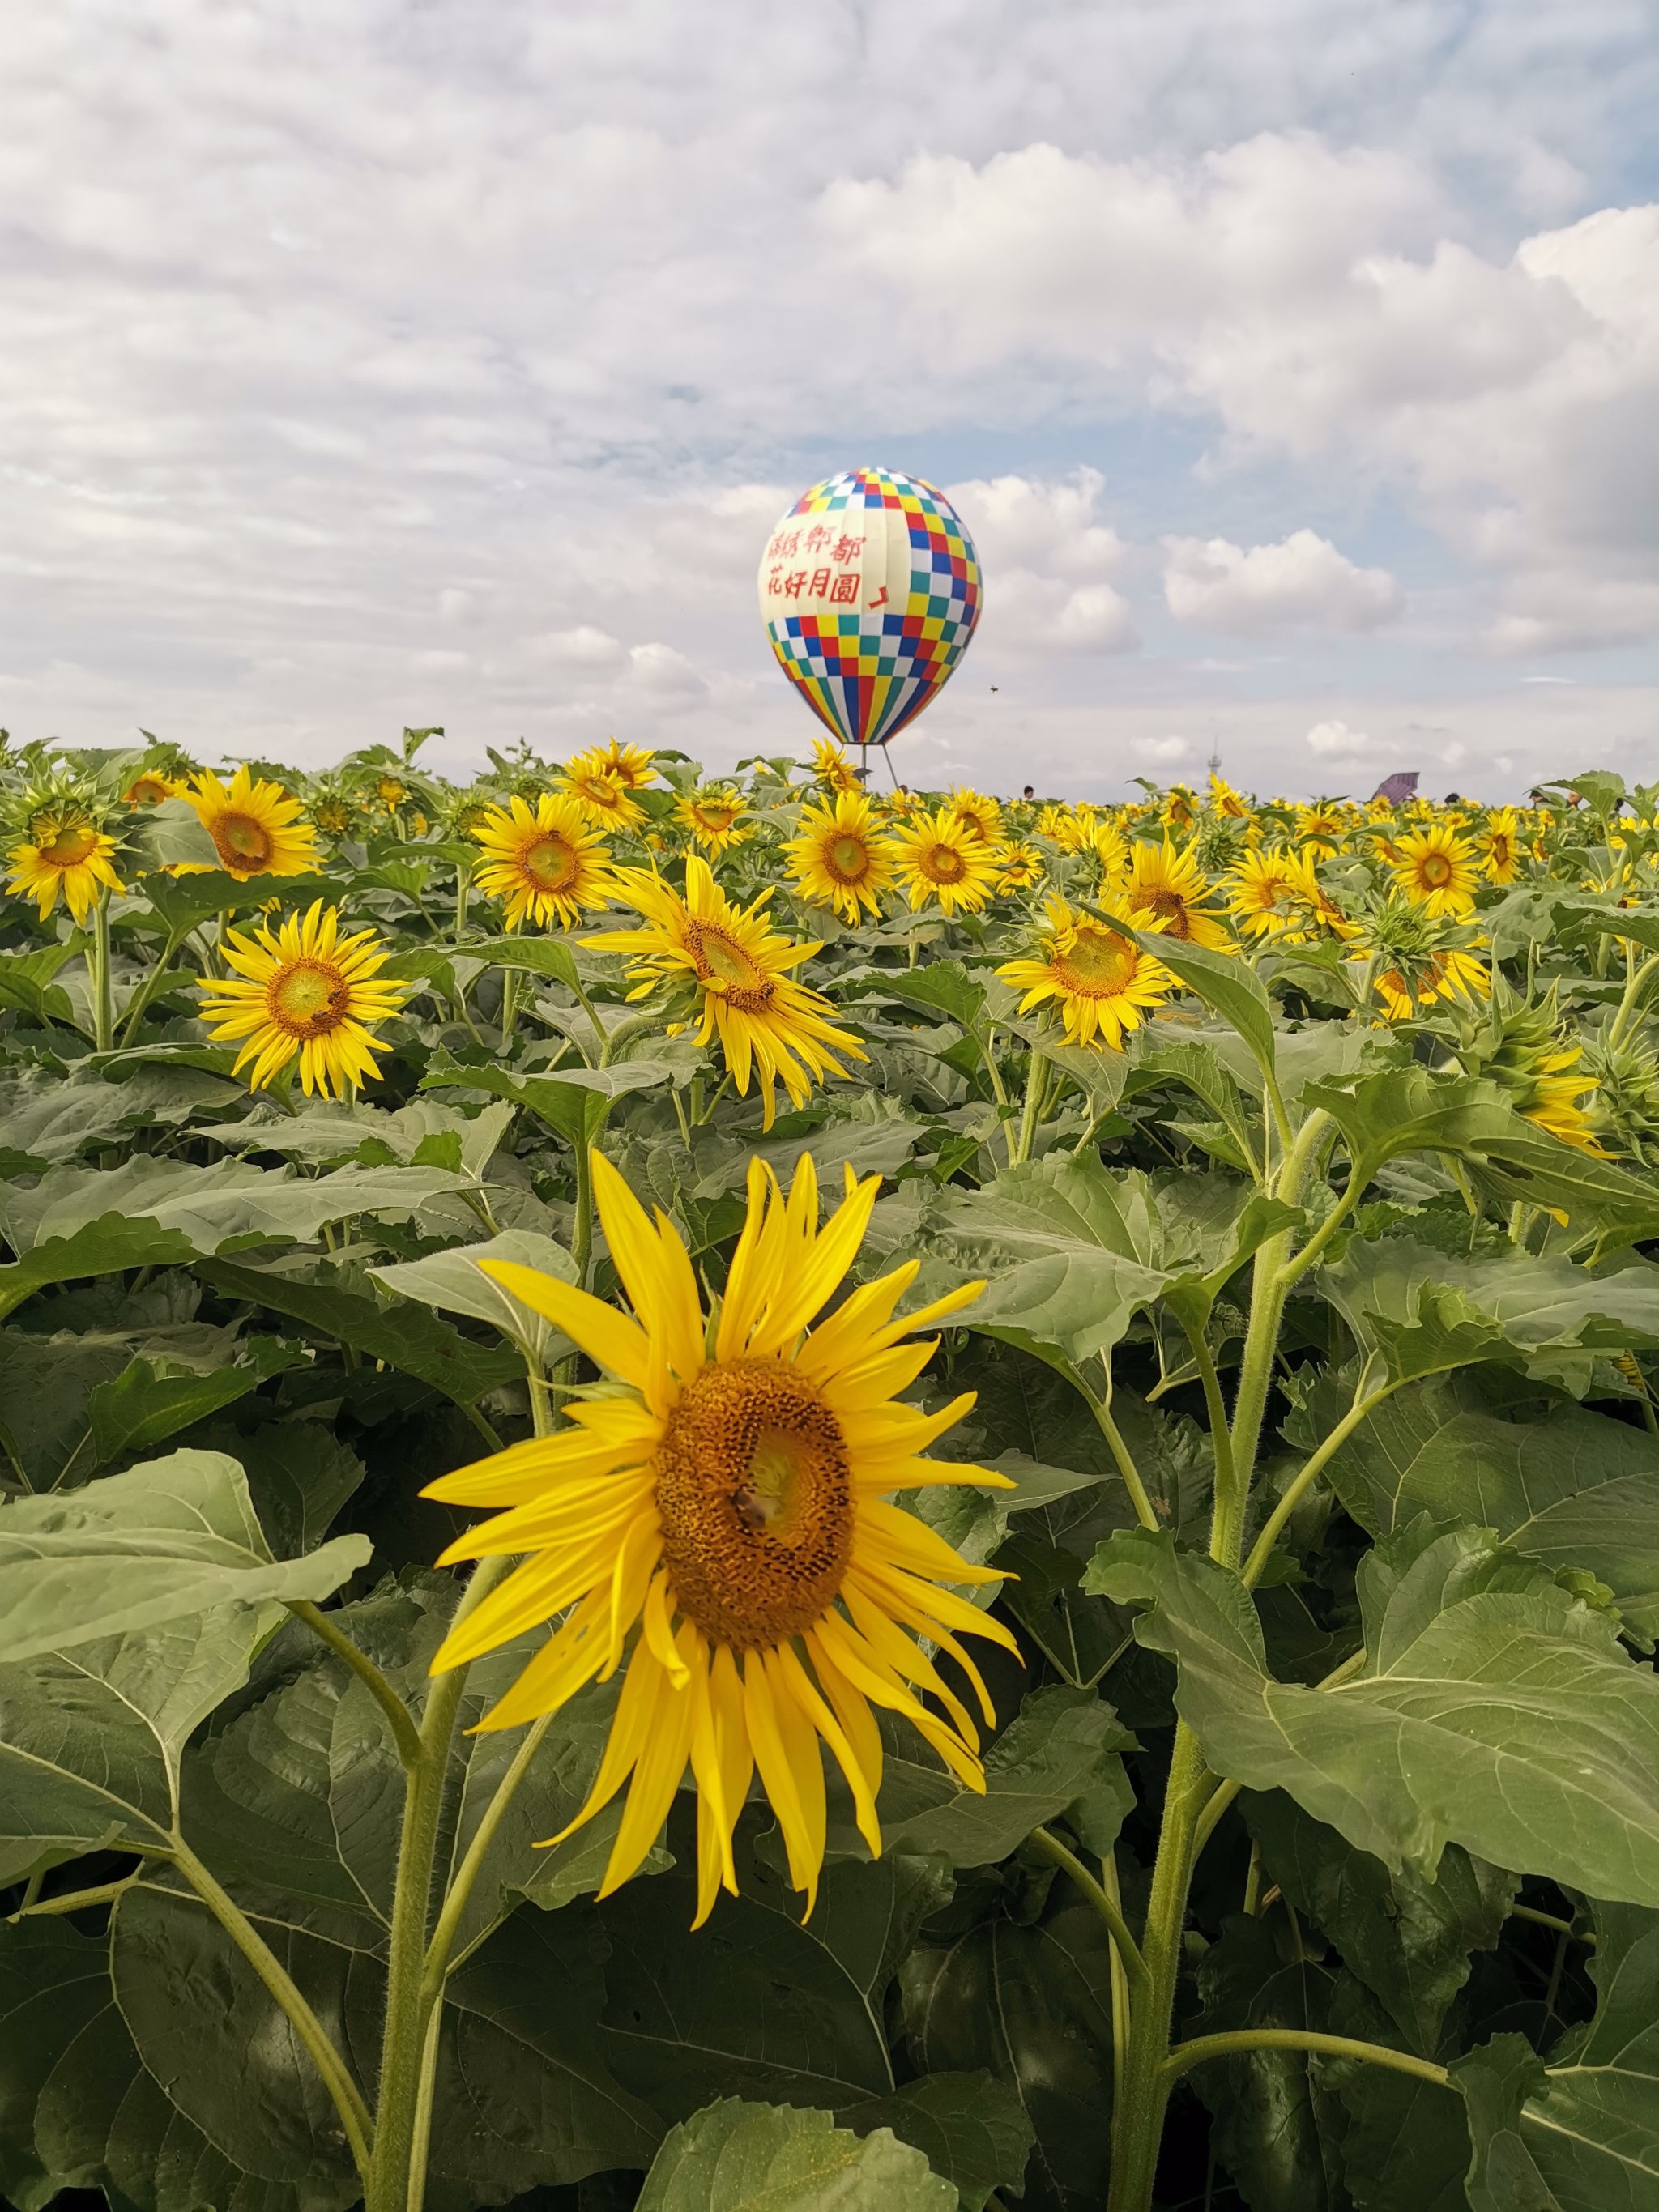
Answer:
[6,727,1659,2210]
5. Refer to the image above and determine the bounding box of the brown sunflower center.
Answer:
[698,806,738,832]
[1419,852,1453,888]
[1054,925,1136,998]
[214,812,274,868]
[41,822,100,867]
[126,776,171,805]
[522,833,578,893]
[1137,886,1192,939]
[922,841,966,884]
[268,958,349,1038]
[653,1358,854,1649]
[685,921,774,1012]
[827,833,870,883]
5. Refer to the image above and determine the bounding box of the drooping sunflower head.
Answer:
[996,892,1175,1050]
[1282,852,1357,943]
[1463,989,1603,1152]
[1389,822,1479,918]
[1346,897,1489,1022]
[471,793,616,930]
[889,808,1002,918]
[1208,774,1252,821]
[1160,786,1198,831]
[784,789,898,923]
[424,1148,1015,1921]
[586,857,868,1127]
[123,768,186,807]
[186,765,322,880]
[675,786,753,854]
[569,739,659,793]
[1582,1033,1659,1164]
[1478,808,1524,885]
[945,787,1003,845]
[561,764,646,831]
[197,900,407,1097]
[810,735,862,795]
[996,840,1045,893]
[1126,837,1231,950]
[6,791,125,923]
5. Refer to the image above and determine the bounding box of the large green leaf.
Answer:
[1090,1522,1659,1907]
[834,2074,1034,2212]
[86,1356,267,1468]
[421,1053,679,1146]
[634,2099,955,2212]
[0,1215,198,1323]
[899,1901,1115,2212]
[1326,1373,1659,1638]
[0,1063,239,1167]
[0,942,82,1028]
[195,1255,522,1407]
[0,1450,369,1663]
[370,1228,578,1370]
[200,1097,514,1176]
[1300,1066,1517,1188]
[1087,912,1277,1078]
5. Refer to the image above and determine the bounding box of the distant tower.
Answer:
[1207,738,1222,782]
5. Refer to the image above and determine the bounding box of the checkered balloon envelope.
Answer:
[757,468,983,752]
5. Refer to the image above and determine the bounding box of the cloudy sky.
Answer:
[4,0,1657,798]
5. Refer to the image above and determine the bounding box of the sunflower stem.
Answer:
[119,923,186,1045]
[1011,1046,1047,1166]
[88,889,115,1054]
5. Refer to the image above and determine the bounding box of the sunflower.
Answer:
[784,790,898,923]
[946,787,1003,845]
[1388,823,1480,918]
[588,857,866,1127]
[1091,820,1130,888]
[471,793,616,930]
[1282,852,1356,943]
[889,808,1001,918]
[1042,803,1098,855]
[996,841,1044,893]
[997,893,1175,1050]
[811,735,863,795]
[1372,944,1490,1024]
[1225,849,1303,938]
[1294,803,1346,859]
[424,1149,1013,1920]
[312,795,355,837]
[1160,786,1198,832]
[1465,993,1602,1152]
[6,807,124,923]
[561,765,646,832]
[197,901,407,1097]
[1126,837,1231,949]
[373,774,407,814]
[675,787,753,855]
[569,739,658,792]
[186,765,321,880]
[1208,774,1252,821]
[1478,808,1524,885]
[123,769,186,807]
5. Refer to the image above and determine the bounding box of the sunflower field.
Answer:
[7,727,1659,2212]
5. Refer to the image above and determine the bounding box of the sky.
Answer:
[3,0,1657,800]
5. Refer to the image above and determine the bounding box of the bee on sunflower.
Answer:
[997,893,1175,1050]
[675,787,753,855]
[1388,822,1481,918]
[889,808,1002,918]
[425,1149,1014,1921]
[784,790,899,923]
[996,841,1044,893]
[587,857,866,1127]
[809,735,863,795]
[568,739,659,792]
[186,765,322,881]
[1477,808,1525,885]
[197,901,407,1098]
[560,764,646,834]
[1125,837,1232,949]
[470,793,616,931]
[6,791,125,923]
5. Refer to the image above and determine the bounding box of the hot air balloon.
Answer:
[757,467,982,764]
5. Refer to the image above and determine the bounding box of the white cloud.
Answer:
[1163,530,1403,633]
[1132,735,1192,762]
[1306,718,1375,760]
[948,470,1138,656]
[528,625,625,667]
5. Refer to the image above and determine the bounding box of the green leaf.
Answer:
[834,2074,1034,2212]
[422,1053,679,1147]
[846,958,987,1029]
[0,1449,369,1663]
[0,1063,239,1166]
[0,941,83,1027]
[86,1357,264,1468]
[1449,2034,1560,2212]
[1326,1372,1659,1639]
[1091,1522,1659,1907]
[1242,1790,1516,2052]
[370,1229,578,1369]
[126,796,226,871]
[1300,1066,1517,1187]
[461,933,584,991]
[196,1255,522,1407]
[635,2099,955,2212]
[135,867,335,936]
[0,1214,198,1322]
[1093,912,1277,1078]
[900,1901,1115,2211]
[1471,1132,1659,1251]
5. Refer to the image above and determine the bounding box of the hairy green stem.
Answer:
[1011,1048,1047,1166]
[596,1011,662,1067]
[1239,1374,1402,1589]
[1077,1370,1160,1533]
[119,923,187,1045]
[168,1842,373,2179]
[88,892,115,1054]
[1026,1826,1149,2001]
[285,1600,424,1768]
[1608,948,1659,1048]
[1161,2027,1448,2091]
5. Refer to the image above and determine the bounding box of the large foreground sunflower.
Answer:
[588,857,866,1126]
[997,893,1175,1049]
[471,794,615,930]
[890,808,1000,918]
[198,901,407,1097]
[186,765,321,880]
[1389,822,1479,918]
[1126,837,1231,949]
[7,805,124,923]
[426,1150,1014,1920]
[784,790,898,923]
